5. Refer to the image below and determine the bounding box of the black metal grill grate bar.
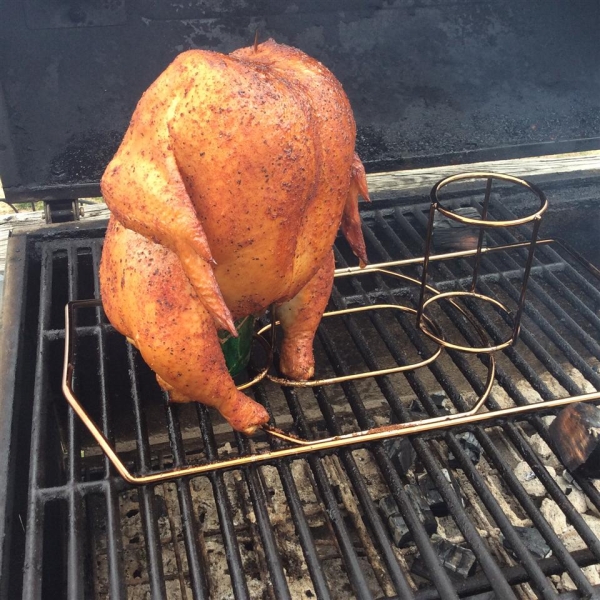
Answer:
[91,243,128,600]
[282,385,378,599]
[9,195,600,599]
[315,297,462,597]
[65,246,85,600]
[163,403,210,600]
[446,248,600,593]
[196,404,251,599]
[327,252,520,599]
[237,446,293,600]
[311,382,457,599]
[22,246,54,600]
[395,206,600,594]
[251,383,335,600]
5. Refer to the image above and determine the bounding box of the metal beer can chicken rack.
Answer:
[62,173,600,484]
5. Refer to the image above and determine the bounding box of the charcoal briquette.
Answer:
[379,495,400,520]
[430,392,447,409]
[502,526,552,560]
[388,515,412,548]
[449,432,482,467]
[411,535,477,580]
[418,469,465,517]
[385,486,437,548]
[406,485,437,536]
[383,437,416,476]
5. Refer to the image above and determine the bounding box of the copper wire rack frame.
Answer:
[416,172,548,353]
[61,172,600,483]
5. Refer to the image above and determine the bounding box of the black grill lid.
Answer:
[1,0,599,201]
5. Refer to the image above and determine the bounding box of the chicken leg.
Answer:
[276,251,335,380]
[100,218,269,434]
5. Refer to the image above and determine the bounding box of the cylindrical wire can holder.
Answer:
[416,172,548,353]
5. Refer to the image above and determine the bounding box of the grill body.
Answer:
[3,184,600,598]
[2,1,600,598]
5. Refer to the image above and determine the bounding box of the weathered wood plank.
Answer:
[365,151,600,200]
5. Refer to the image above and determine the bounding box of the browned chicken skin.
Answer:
[99,39,369,434]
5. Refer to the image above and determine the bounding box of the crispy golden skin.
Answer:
[100,40,369,434]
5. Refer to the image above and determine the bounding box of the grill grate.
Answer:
[5,195,600,599]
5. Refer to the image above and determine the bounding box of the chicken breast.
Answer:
[100,39,369,434]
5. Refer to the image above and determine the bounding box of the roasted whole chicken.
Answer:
[100,39,369,434]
